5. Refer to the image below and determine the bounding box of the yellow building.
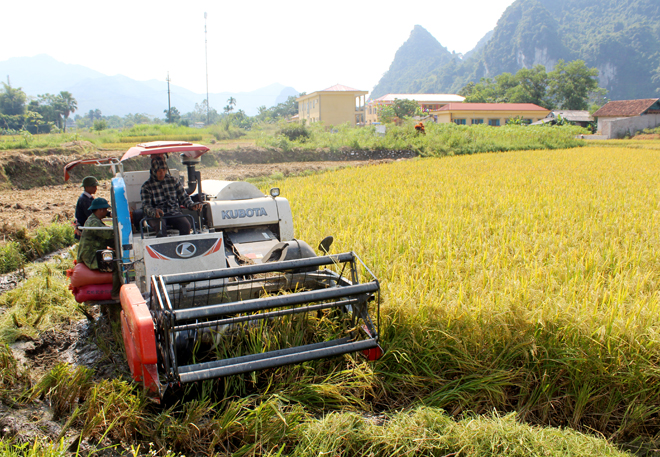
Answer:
[366,94,465,124]
[431,103,550,125]
[297,84,368,126]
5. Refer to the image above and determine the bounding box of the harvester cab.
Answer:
[65,141,382,399]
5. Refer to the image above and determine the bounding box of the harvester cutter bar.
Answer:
[177,337,379,383]
[173,296,364,331]
[171,282,378,321]
[160,252,357,284]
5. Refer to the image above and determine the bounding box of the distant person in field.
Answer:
[74,176,99,240]
[77,197,121,300]
[414,122,426,134]
[140,154,203,237]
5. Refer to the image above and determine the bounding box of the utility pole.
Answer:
[204,12,210,125]
[166,72,171,123]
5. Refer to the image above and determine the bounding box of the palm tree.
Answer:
[226,97,236,113]
[58,91,77,132]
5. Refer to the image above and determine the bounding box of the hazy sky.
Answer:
[2,0,515,95]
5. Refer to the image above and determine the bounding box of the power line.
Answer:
[166,72,171,122]
[204,12,209,125]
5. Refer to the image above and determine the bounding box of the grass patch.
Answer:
[0,223,74,274]
[0,133,93,151]
[0,437,69,457]
[117,134,203,143]
[0,257,78,343]
[257,121,587,156]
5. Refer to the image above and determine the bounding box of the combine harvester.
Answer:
[65,141,382,399]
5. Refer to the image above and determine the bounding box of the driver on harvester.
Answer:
[140,154,203,237]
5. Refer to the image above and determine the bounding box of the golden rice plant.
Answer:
[291,407,630,457]
[275,146,660,439]
[25,363,93,420]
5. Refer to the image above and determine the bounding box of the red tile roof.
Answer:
[373,94,465,103]
[321,84,362,92]
[435,103,549,112]
[593,99,659,117]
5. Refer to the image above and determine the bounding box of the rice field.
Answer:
[282,145,660,440]
[1,144,659,455]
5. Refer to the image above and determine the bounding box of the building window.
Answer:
[488,119,500,126]
[471,118,484,125]
[454,119,466,125]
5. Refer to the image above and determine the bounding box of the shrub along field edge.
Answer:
[258,121,587,157]
[0,223,74,274]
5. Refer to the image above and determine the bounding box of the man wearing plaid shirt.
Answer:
[140,154,203,236]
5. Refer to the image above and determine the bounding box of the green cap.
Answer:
[82,176,99,187]
[88,198,110,211]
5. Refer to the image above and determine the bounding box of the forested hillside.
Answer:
[371,0,660,100]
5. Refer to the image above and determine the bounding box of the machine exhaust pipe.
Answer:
[181,155,202,196]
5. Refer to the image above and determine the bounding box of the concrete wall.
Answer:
[598,114,660,139]
[433,110,549,125]
[319,93,360,127]
[298,96,321,124]
[298,91,366,126]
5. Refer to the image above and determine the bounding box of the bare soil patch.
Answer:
[2,313,128,452]
[0,158,396,229]
[632,133,660,140]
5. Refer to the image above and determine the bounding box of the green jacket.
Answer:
[77,213,115,270]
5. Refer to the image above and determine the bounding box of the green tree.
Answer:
[0,113,25,132]
[57,91,77,132]
[391,98,421,118]
[253,95,301,124]
[0,83,27,115]
[224,97,237,114]
[27,95,60,133]
[378,98,421,123]
[378,105,398,123]
[93,119,107,131]
[164,106,181,124]
[190,99,219,124]
[507,65,553,108]
[25,111,46,134]
[462,77,504,103]
[548,60,603,110]
[460,60,603,110]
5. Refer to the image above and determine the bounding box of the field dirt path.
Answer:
[0,159,394,230]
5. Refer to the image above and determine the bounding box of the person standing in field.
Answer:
[74,176,98,240]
